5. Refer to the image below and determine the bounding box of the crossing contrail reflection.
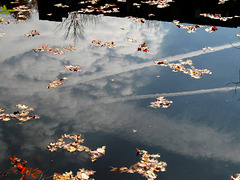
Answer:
[79,41,240,83]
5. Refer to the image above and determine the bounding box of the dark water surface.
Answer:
[1,0,240,179]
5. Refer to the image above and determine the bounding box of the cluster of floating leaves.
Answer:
[141,0,174,8]
[46,134,106,162]
[0,104,39,122]
[13,4,37,19]
[173,20,218,33]
[149,97,173,109]
[138,42,149,52]
[200,13,234,21]
[45,77,67,89]
[25,30,40,37]
[78,3,119,14]
[8,155,42,180]
[65,65,81,72]
[111,148,167,180]
[154,59,212,79]
[53,169,95,180]
[32,44,76,55]
[0,2,37,27]
[91,40,116,48]
[0,17,24,25]
[126,16,145,23]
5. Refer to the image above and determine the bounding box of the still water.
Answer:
[1,0,240,179]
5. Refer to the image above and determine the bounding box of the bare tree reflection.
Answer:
[56,12,100,43]
[226,70,240,100]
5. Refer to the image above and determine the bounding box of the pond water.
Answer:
[1,0,240,180]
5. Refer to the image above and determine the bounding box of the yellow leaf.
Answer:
[67,146,77,152]
[2,117,10,121]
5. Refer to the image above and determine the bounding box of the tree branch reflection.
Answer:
[56,12,100,42]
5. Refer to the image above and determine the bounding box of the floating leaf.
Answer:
[64,65,81,72]
[231,173,240,180]
[218,0,229,4]
[67,146,77,152]
[203,46,214,52]
[2,117,10,121]
[141,0,173,8]
[205,26,218,33]
[150,96,173,109]
[138,42,149,52]
[0,33,6,37]
[46,77,67,89]
[25,30,40,37]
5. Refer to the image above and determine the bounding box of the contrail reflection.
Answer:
[80,42,240,83]
[102,86,239,103]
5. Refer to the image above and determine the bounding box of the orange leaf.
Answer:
[19,176,24,180]
[26,170,31,176]
[32,168,38,172]
[31,173,37,178]
[136,148,141,156]
[17,163,23,170]
[34,170,42,174]
[25,177,30,180]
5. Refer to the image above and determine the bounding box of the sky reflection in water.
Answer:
[0,9,240,180]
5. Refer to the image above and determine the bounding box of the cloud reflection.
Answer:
[0,12,240,173]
